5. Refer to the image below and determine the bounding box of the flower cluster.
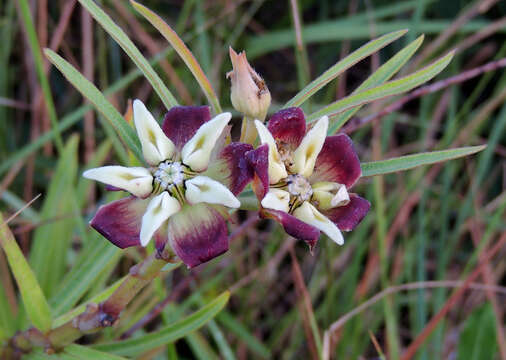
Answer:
[85,100,254,267]
[246,108,370,250]
[84,51,369,268]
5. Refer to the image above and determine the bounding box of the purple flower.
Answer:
[84,100,254,268]
[247,108,370,249]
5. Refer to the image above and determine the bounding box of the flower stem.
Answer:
[239,116,257,145]
[3,254,176,357]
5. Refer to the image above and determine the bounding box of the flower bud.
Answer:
[227,47,271,121]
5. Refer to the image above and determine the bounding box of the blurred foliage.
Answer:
[0,0,505,359]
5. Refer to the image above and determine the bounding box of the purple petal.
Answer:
[309,134,362,188]
[267,107,306,149]
[105,184,123,192]
[322,194,370,231]
[245,144,269,199]
[263,209,320,249]
[90,197,166,249]
[162,106,211,151]
[203,142,254,195]
[167,203,229,268]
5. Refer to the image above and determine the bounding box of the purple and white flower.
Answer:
[84,100,254,267]
[247,107,370,249]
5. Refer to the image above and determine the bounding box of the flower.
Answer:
[84,100,255,268]
[246,107,370,249]
[227,47,271,122]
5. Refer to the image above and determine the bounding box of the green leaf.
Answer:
[457,304,497,360]
[361,145,486,177]
[44,49,143,162]
[246,20,497,59]
[0,214,52,333]
[50,240,121,316]
[29,136,79,298]
[284,29,407,108]
[64,344,128,360]
[0,279,15,339]
[94,291,230,356]
[130,0,222,114]
[328,35,424,134]
[307,50,455,122]
[77,0,177,110]
[218,311,271,358]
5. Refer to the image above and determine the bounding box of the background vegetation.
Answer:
[0,0,505,358]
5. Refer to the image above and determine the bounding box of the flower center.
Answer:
[152,161,197,205]
[286,174,313,202]
[153,161,187,190]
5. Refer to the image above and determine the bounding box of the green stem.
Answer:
[5,254,177,357]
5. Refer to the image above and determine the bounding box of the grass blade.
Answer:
[246,20,498,58]
[28,137,79,299]
[93,291,230,356]
[284,29,407,108]
[307,51,454,123]
[17,0,63,152]
[77,0,177,110]
[361,145,486,177]
[0,214,52,333]
[130,0,222,114]
[64,344,127,360]
[218,311,271,359]
[328,35,425,134]
[44,49,143,162]
[457,304,497,360]
[50,241,121,316]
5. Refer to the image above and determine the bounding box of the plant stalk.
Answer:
[3,254,175,358]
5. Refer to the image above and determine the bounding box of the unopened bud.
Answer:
[227,47,271,121]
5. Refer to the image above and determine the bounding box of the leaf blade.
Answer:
[131,0,222,114]
[361,145,486,177]
[77,0,177,110]
[308,50,455,123]
[284,29,408,108]
[0,214,52,333]
[328,35,424,134]
[44,49,143,162]
[64,344,128,360]
[93,291,230,356]
[28,136,79,298]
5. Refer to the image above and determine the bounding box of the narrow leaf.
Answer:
[29,136,79,298]
[284,29,408,108]
[0,214,52,333]
[44,49,143,162]
[64,344,127,360]
[50,240,121,316]
[361,145,486,177]
[94,291,230,356]
[77,0,177,110]
[130,0,222,114]
[307,51,454,122]
[328,35,424,134]
[457,304,497,360]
